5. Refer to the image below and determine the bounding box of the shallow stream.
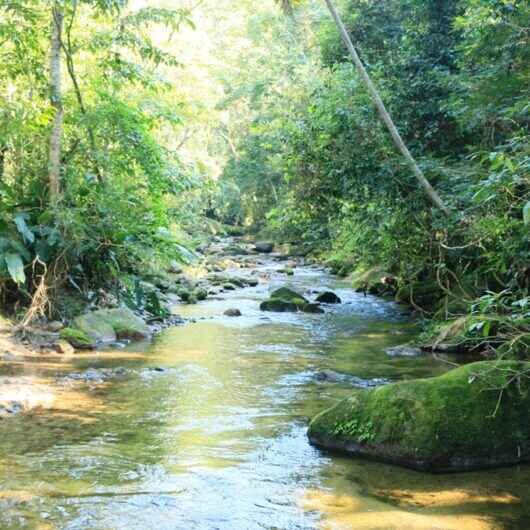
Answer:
[1,256,529,529]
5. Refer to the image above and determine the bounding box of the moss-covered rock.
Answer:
[270,287,308,303]
[395,281,440,308]
[194,287,208,301]
[59,327,95,349]
[177,287,199,304]
[260,288,324,314]
[308,361,530,472]
[73,308,150,344]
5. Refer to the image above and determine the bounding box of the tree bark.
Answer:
[323,0,450,215]
[0,145,7,181]
[48,3,64,202]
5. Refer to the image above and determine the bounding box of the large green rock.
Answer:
[73,308,150,344]
[59,327,95,349]
[308,361,530,472]
[395,280,440,308]
[270,287,308,303]
[260,288,324,314]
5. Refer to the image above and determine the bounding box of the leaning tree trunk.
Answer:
[48,3,64,202]
[323,0,450,215]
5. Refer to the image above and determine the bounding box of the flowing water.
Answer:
[1,256,530,529]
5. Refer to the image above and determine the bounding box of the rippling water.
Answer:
[1,260,529,529]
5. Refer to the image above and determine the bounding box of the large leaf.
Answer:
[5,253,25,284]
[523,201,530,226]
[14,213,35,243]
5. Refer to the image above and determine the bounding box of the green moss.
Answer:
[270,287,308,303]
[194,288,208,301]
[395,281,440,308]
[291,297,306,306]
[59,327,94,349]
[261,287,324,313]
[309,361,530,471]
[73,308,150,343]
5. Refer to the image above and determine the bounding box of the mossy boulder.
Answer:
[270,287,307,302]
[194,287,208,301]
[308,361,530,472]
[59,327,95,349]
[73,308,150,344]
[260,287,324,314]
[395,281,440,308]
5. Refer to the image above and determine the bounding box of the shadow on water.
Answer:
[0,260,529,529]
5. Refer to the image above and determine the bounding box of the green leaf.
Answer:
[523,201,530,226]
[5,253,25,284]
[14,214,35,244]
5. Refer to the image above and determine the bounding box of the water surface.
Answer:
[1,260,529,529]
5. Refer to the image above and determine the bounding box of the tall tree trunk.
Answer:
[0,145,7,181]
[323,0,450,215]
[48,3,64,202]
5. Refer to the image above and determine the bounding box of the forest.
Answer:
[0,0,529,528]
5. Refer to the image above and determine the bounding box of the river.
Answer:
[1,250,529,529]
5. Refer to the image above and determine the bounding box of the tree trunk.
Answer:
[0,145,7,181]
[48,3,64,202]
[323,0,450,215]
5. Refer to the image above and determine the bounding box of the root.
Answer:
[20,258,50,329]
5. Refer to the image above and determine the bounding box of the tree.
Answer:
[323,0,450,215]
[48,1,64,201]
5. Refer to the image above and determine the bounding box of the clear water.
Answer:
[1,261,529,529]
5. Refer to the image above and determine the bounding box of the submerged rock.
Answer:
[73,308,150,344]
[314,370,389,388]
[308,361,530,472]
[385,345,424,358]
[316,291,342,304]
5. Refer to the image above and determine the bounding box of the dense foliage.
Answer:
[0,0,200,314]
[219,0,529,355]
